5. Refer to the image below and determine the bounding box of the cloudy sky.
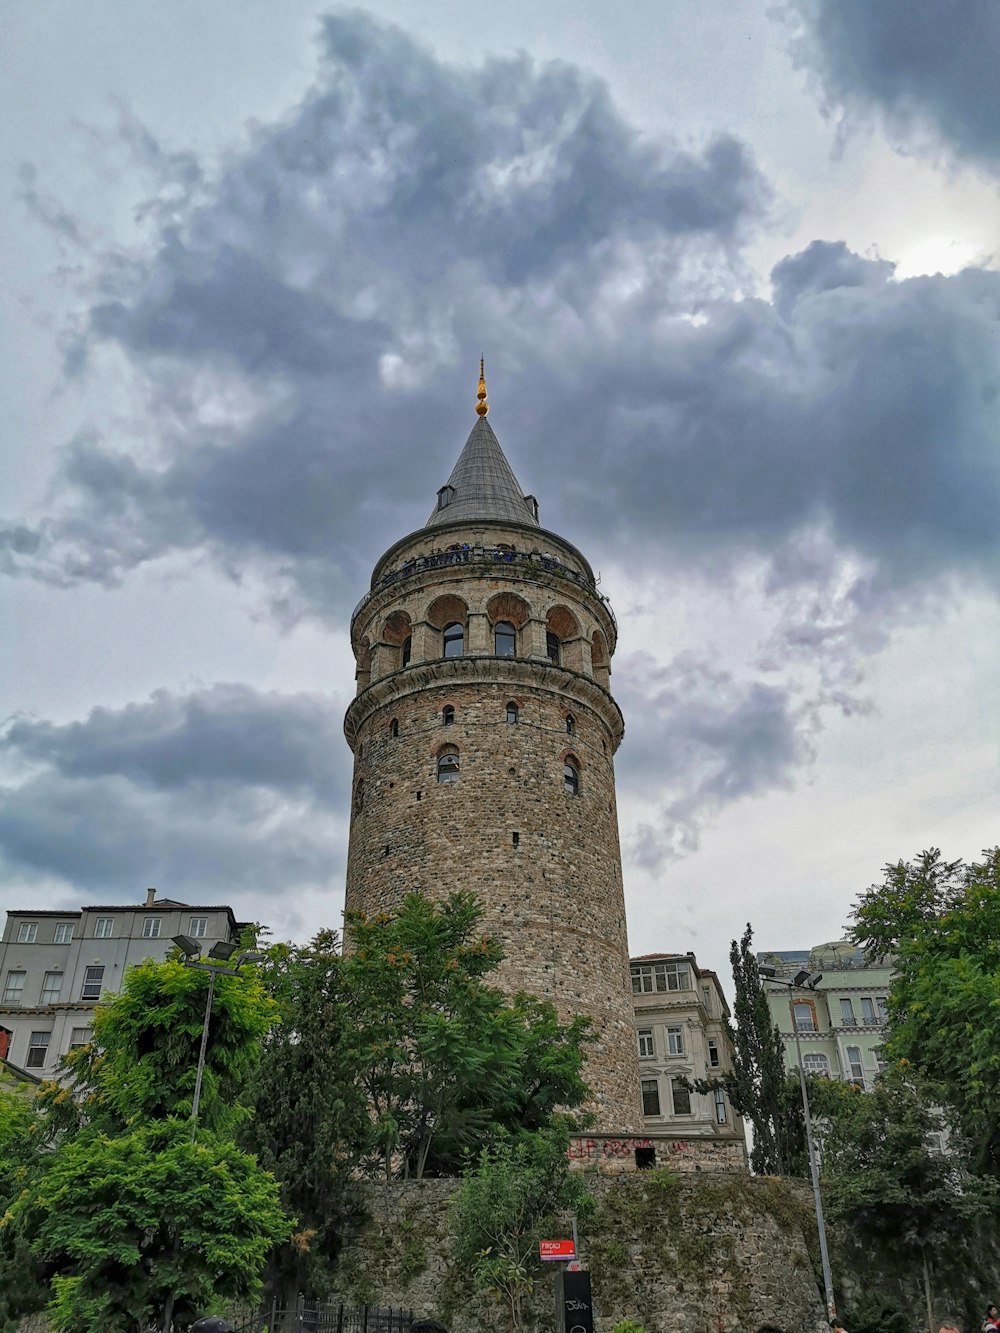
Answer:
[2,0,998,983]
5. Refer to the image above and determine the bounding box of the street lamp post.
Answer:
[759,965,836,1320]
[172,937,264,1140]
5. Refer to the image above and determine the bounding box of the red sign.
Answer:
[539,1239,576,1262]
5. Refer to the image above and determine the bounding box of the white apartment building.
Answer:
[0,890,242,1078]
[630,951,748,1163]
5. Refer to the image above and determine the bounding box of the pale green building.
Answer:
[757,941,894,1088]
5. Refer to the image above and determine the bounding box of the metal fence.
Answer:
[234,1301,413,1333]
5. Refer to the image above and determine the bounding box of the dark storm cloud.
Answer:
[0,686,349,909]
[616,653,824,870]
[785,0,1000,171]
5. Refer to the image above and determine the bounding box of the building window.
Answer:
[631,961,691,994]
[666,1026,685,1056]
[81,966,105,1001]
[873,1046,889,1074]
[389,718,399,738]
[714,1088,727,1124]
[641,1078,661,1117]
[792,1001,816,1032]
[142,917,162,939]
[2,971,25,1004]
[16,923,38,944]
[506,701,519,724]
[671,1080,692,1116]
[189,918,207,939]
[69,1027,92,1049]
[707,1038,721,1068]
[495,621,516,657]
[876,995,889,1023]
[565,714,575,735]
[701,985,712,1014]
[437,748,460,784]
[845,1045,865,1082]
[803,1053,831,1076]
[546,632,561,665]
[839,998,856,1025]
[401,636,412,668]
[54,923,74,944]
[443,622,464,657]
[563,759,580,795]
[95,918,114,939]
[41,972,63,1004]
[860,996,876,1024]
[25,1032,50,1069]
[442,705,455,726]
[353,780,364,814]
[637,1029,655,1058]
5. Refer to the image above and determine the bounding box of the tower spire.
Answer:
[476,357,489,416]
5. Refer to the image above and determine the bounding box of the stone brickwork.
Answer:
[329,1175,829,1333]
[568,1132,747,1173]
[344,516,642,1133]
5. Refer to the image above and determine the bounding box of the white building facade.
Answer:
[0,890,241,1078]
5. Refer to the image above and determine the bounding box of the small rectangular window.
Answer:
[69,1027,92,1049]
[81,966,105,1001]
[839,998,856,1025]
[666,1026,685,1056]
[142,917,161,939]
[94,918,114,939]
[17,923,38,944]
[714,1088,727,1124]
[707,1038,721,1068]
[25,1032,50,1069]
[793,1002,816,1032]
[2,971,26,1004]
[54,923,75,944]
[189,918,207,939]
[41,972,63,1004]
[845,1045,865,1082]
[637,1029,655,1058]
[641,1078,661,1117]
[860,997,876,1025]
[876,995,889,1023]
[671,1079,692,1116]
[701,985,712,1014]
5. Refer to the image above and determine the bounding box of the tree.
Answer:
[817,1068,997,1333]
[0,1087,48,1330]
[1,957,289,1332]
[694,923,801,1175]
[244,930,371,1303]
[850,846,1000,1173]
[344,892,592,1178]
[452,1123,593,1333]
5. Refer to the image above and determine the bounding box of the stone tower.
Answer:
[344,368,642,1133]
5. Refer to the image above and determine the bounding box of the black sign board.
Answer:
[556,1268,594,1333]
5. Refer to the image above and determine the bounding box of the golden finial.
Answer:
[476,356,489,416]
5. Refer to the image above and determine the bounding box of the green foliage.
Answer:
[694,923,802,1174]
[610,1321,646,1333]
[11,1119,288,1332]
[840,1292,910,1333]
[452,1123,593,1333]
[850,846,1000,1173]
[245,930,370,1300]
[345,892,592,1178]
[0,1088,48,1329]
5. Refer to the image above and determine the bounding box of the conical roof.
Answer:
[425,415,538,529]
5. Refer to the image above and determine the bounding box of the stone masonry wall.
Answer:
[330,1174,829,1333]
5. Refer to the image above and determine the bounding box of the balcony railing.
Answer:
[351,545,617,634]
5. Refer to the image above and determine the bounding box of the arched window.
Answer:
[565,714,575,736]
[389,718,399,738]
[506,701,519,724]
[442,705,455,726]
[437,747,460,784]
[443,622,464,657]
[546,632,561,665]
[401,636,412,668]
[803,1053,831,1077]
[563,758,580,796]
[495,621,516,657]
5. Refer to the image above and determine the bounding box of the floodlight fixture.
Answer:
[757,964,777,979]
[236,951,265,967]
[208,940,238,961]
[172,934,201,958]
[792,968,811,987]
[807,971,824,988]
